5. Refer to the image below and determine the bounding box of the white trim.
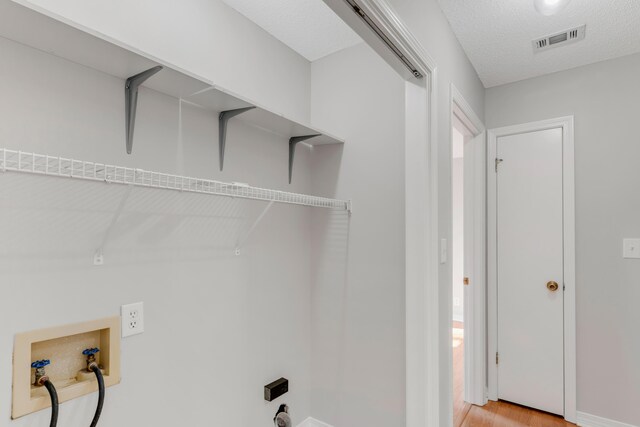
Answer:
[319,2,439,426]
[451,85,484,136]
[425,70,439,427]
[449,85,486,410]
[577,412,639,427]
[487,116,576,423]
[362,3,441,426]
[349,2,440,426]
[322,0,435,81]
[296,417,335,427]
[359,0,435,76]
[405,72,438,427]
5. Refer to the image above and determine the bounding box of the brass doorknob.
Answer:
[547,281,559,292]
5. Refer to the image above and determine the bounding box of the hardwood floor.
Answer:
[452,321,575,427]
[453,321,472,425]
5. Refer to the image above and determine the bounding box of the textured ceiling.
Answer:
[219,0,362,61]
[438,0,640,87]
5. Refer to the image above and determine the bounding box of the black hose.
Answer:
[89,367,105,427]
[43,380,59,427]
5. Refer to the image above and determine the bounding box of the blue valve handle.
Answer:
[83,348,100,356]
[31,360,51,369]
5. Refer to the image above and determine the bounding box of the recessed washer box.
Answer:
[12,316,121,419]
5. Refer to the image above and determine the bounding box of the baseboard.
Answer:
[577,412,638,427]
[297,417,334,427]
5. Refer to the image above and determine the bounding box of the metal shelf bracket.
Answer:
[218,107,256,171]
[125,66,163,154]
[289,134,321,183]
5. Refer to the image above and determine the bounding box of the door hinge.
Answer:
[464,277,470,285]
[495,158,503,172]
[496,352,499,365]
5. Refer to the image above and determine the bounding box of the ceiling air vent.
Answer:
[532,25,586,53]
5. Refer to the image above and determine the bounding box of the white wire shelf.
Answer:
[0,148,351,212]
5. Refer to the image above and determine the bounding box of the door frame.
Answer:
[487,116,576,423]
[322,0,440,425]
[449,84,487,409]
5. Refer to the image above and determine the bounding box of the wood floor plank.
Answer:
[461,402,498,427]
[494,401,532,426]
[453,323,469,427]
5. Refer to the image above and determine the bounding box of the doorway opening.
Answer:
[451,120,470,425]
[449,85,486,427]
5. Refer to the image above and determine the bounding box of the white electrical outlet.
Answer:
[121,302,144,337]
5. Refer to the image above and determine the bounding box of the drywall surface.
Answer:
[0,35,314,427]
[309,43,406,427]
[485,52,640,426]
[16,0,311,124]
[384,0,486,423]
[218,0,362,62]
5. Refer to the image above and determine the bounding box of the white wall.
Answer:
[18,0,311,124]
[0,1,320,425]
[309,43,406,427]
[1,1,491,426]
[485,52,640,427]
[383,0,485,424]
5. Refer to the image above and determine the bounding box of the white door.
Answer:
[496,127,564,415]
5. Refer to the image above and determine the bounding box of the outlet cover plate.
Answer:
[121,302,144,337]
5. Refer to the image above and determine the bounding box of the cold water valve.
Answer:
[31,359,51,386]
[76,347,104,383]
[31,359,58,427]
[81,348,105,427]
[82,348,100,371]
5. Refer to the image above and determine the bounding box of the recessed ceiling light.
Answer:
[534,0,571,16]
